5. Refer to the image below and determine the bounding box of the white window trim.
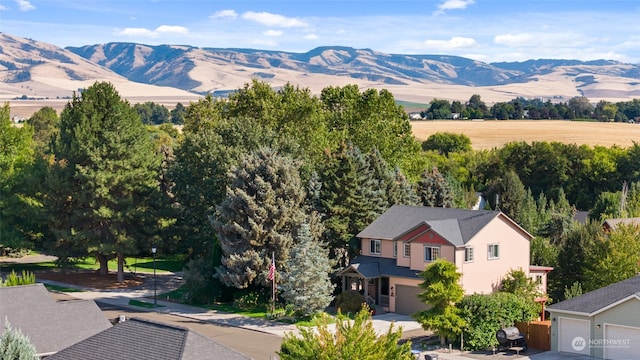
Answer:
[393,240,397,258]
[403,243,411,257]
[488,243,499,260]
[464,246,474,263]
[424,246,440,262]
[370,239,381,255]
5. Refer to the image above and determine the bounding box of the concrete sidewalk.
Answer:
[40,275,423,338]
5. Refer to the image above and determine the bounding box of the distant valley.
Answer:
[3,32,640,118]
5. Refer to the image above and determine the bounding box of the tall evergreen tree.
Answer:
[213,148,307,289]
[367,147,419,207]
[417,166,454,208]
[318,144,386,265]
[280,223,335,317]
[46,82,161,282]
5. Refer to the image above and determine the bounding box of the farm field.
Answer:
[411,120,640,150]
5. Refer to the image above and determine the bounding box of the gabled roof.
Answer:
[337,256,421,279]
[547,275,640,316]
[357,205,529,245]
[0,283,111,356]
[602,217,640,230]
[47,318,251,360]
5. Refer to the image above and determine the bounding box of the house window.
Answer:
[393,241,397,258]
[403,243,411,257]
[464,246,474,262]
[488,244,499,260]
[424,246,440,262]
[370,239,381,255]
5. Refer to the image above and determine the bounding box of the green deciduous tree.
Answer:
[280,223,335,317]
[422,132,471,156]
[415,259,466,346]
[27,106,58,153]
[46,82,161,282]
[213,148,307,289]
[0,103,36,254]
[583,223,640,292]
[278,306,413,360]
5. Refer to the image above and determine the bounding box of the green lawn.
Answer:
[42,283,85,292]
[1,256,184,274]
[129,299,165,309]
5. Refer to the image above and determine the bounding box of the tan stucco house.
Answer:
[338,205,548,315]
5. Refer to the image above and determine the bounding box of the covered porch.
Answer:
[337,263,390,310]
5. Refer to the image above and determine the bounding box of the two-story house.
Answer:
[338,205,549,315]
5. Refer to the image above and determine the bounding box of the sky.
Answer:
[1,0,640,64]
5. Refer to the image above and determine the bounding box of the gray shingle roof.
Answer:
[357,205,506,246]
[339,256,421,279]
[547,275,640,315]
[0,283,111,356]
[47,317,251,360]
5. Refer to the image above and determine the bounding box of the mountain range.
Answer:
[3,32,640,108]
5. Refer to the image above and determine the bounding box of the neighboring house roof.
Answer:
[602,217,640,230]
[0,283,111,357]
[573,210,589,224]
[338,256,421,279]
[357,205,529,245]
[547,275,640,316]
[47,317,251,360]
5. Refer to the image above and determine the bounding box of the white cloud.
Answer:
[304,34,319,40]
[16,0,35,11]
[494,32,590,49]
[210,9,237,20]
[115,25,189,38]
[242,11,307,28]
[0,5,8,10]
[263,30,283,37]
[156,25,189,35]
[436,0,474,14]
[423,37,477,50]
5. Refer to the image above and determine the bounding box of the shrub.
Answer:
[0,320,38,360]
[457,292,538,350]
[278,306,414,360]
[2,270,36,287]
[233,291,261,310]
[334,290,365,314]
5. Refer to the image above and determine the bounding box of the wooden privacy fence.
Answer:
[515,320,551,351]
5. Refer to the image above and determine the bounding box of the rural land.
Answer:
[3,29,640,360]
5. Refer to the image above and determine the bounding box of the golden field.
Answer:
[411,120,640,150]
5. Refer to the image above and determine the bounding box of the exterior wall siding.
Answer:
[593,297,640,358]
[458,216,530,294]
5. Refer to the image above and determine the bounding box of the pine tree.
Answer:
[46,82,161,282]
[280,223,335,317]
[318,143,387,264]
[213,148,308,289]
[417,166,454,207]
[0,320,38,360]
[367,147,419,207]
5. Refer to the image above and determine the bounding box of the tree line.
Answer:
[2,80,640,317]
[421,94,640,122]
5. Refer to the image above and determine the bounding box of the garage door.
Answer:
[395,285,428,315]
[558,317,590,355]
[604,324,640,359]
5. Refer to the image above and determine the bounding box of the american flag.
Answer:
[267,253,275,281]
